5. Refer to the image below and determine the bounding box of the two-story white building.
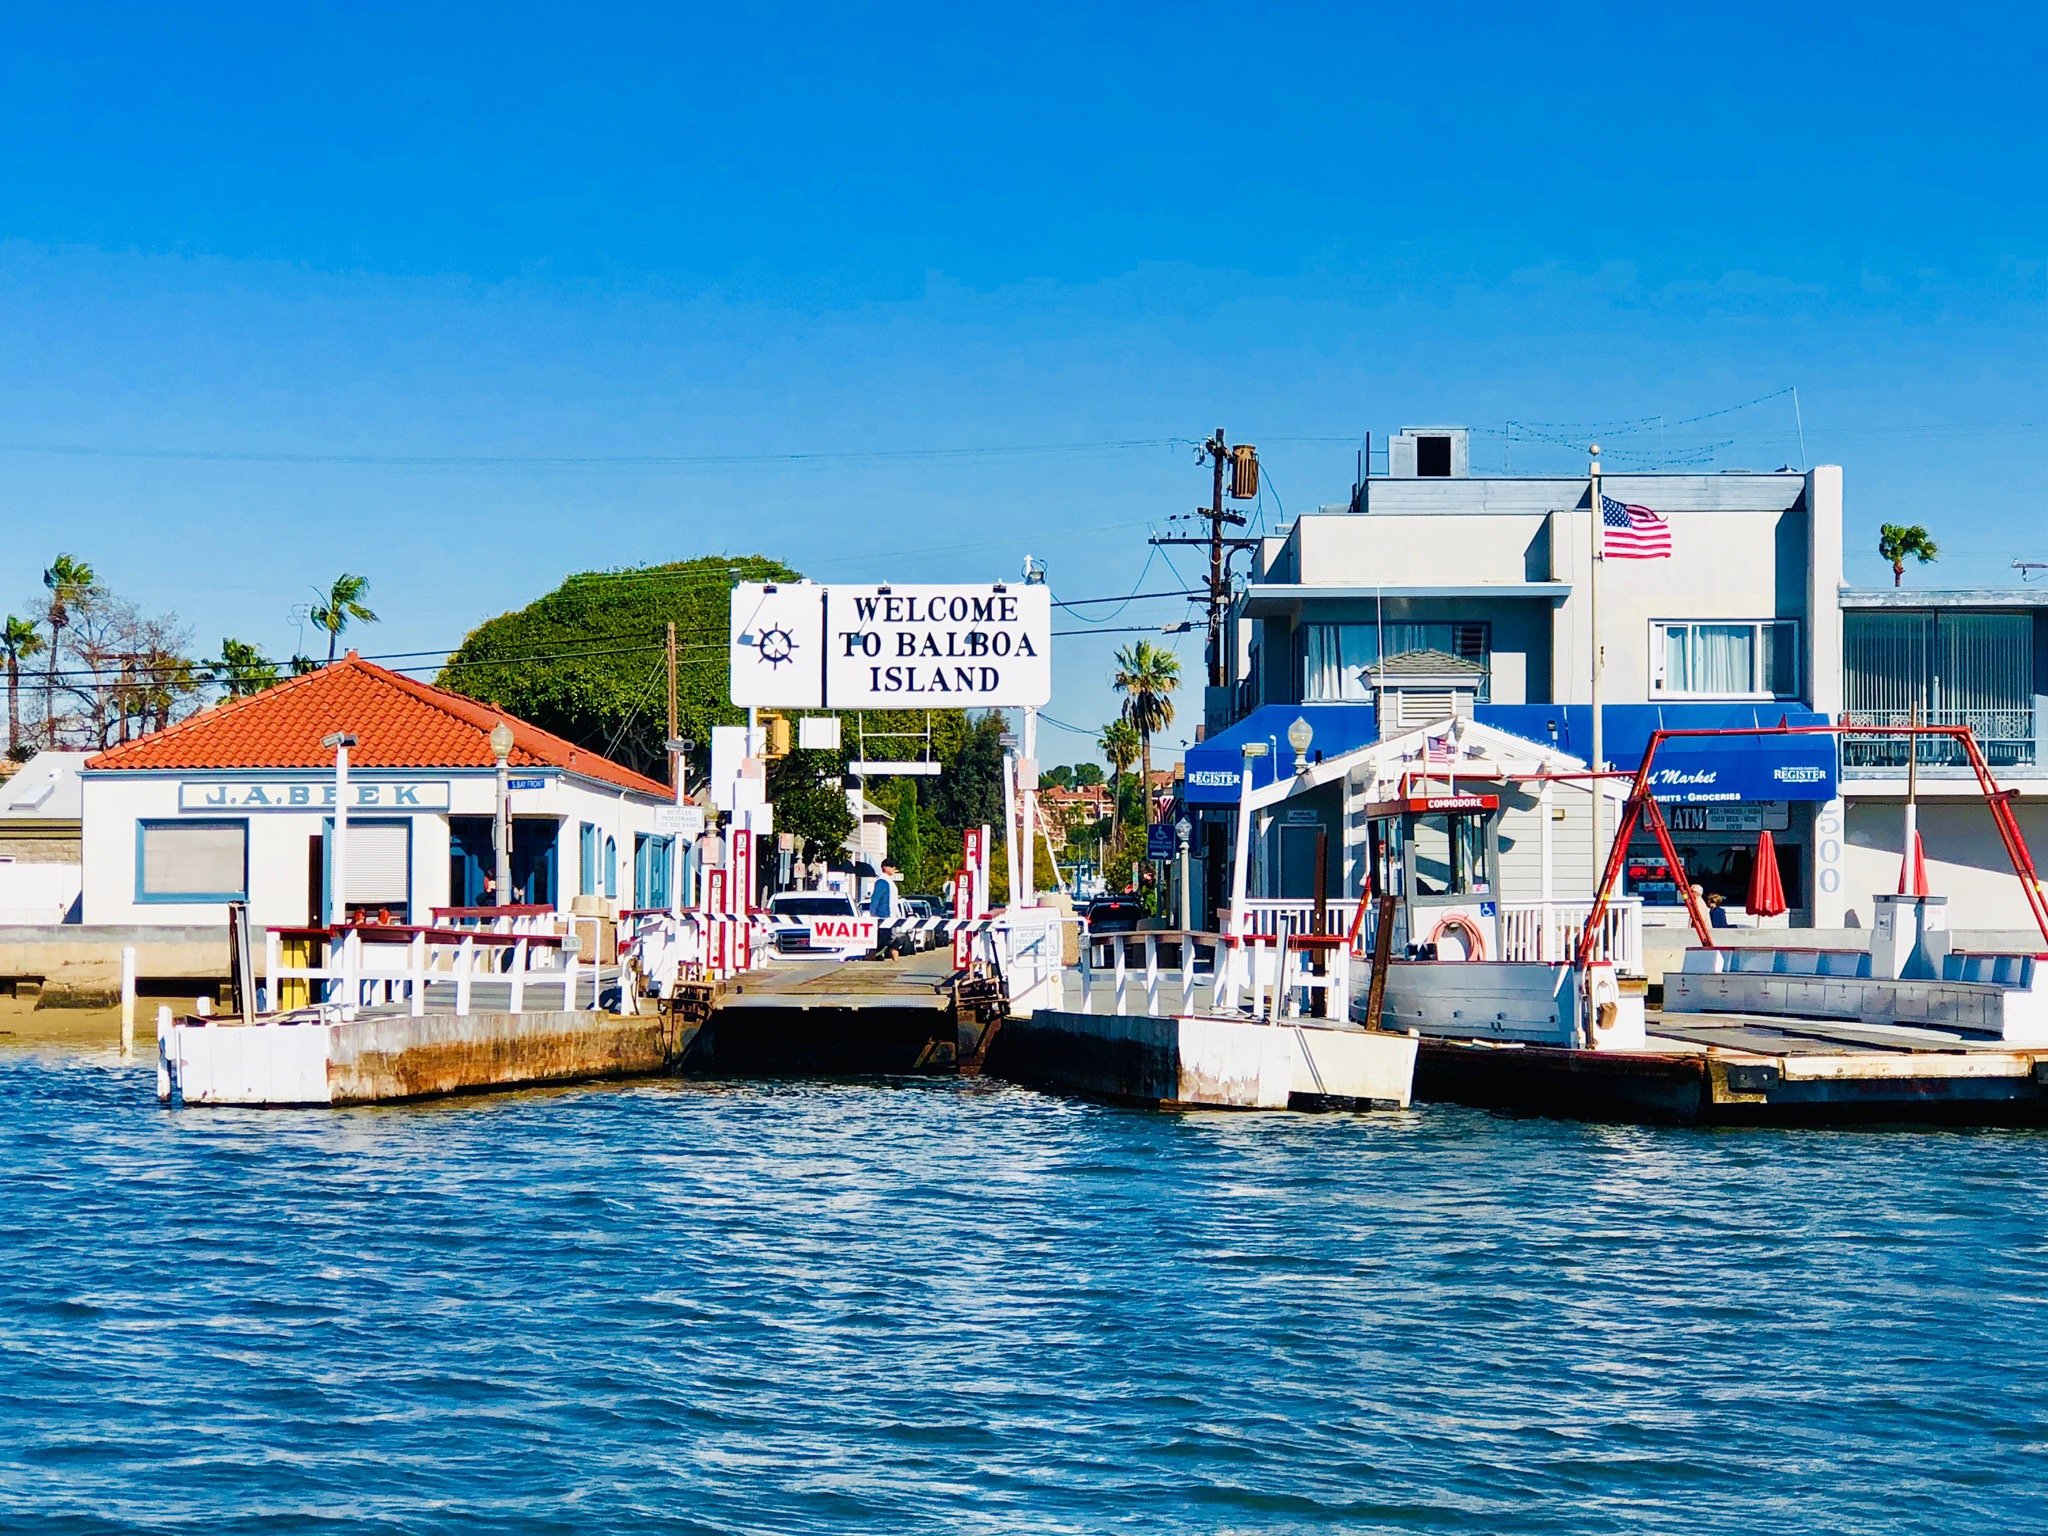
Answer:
[81,654,679,929]
[1184,427,1845,928]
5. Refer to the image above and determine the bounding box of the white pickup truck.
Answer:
[764,892,879,962]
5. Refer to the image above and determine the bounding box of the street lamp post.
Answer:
[320,732,357,926]
[490,720,515,906]
[1175,814,1193,931]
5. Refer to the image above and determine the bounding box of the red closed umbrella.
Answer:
[1747,829,1787,919]
[1898,831,1930,897]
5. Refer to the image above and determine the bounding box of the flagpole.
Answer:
[1588,444,1604,899]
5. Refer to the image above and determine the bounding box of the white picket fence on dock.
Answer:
[263,918,604,1019]
[1078,929,1352,1022]
[1226,896,1644,975]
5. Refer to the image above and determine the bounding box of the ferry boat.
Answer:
[1344,721,2048,1124]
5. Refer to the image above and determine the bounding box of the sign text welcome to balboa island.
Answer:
[730,582,1052,709]
[178,780,453,813]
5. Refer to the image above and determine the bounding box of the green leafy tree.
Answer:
[1877,524,1939,587]
[1099,718,1139,849]
[41,554,95,747]
[1113,640,1180,827]
[765,747,856,856]
[1039,764,1074,790]
[438,555,801,779]
[1070,762,1105,788]
[3,615,45,758]
[929,712,1007,834]
[202,637,282,699]
[311,573,379,662]
[883,776,926,892]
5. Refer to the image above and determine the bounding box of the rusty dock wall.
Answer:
[162,1006,681,1107]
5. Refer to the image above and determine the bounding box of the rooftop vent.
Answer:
[1389,427,1469,479]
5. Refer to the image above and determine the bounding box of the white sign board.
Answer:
[730,583,826,707]
[730,583,1051,709]
[178,779,451,813]
[655,806,705,838]
[827,584,1051,708]
[798,715,841,751]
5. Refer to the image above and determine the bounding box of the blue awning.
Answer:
[1186,701,1837,807]
[1476,704,1838,803]
[1184,704,1378,806]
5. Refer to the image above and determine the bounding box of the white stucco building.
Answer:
[81,655,679,929]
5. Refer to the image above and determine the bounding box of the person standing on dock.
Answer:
[869,862,901,922]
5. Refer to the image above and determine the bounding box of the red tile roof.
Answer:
[86,654,670,798]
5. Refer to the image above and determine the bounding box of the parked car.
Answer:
[764,892,876,961]
[892,897,943,953]
[1084,895,1146,934]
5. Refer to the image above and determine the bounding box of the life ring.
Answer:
[1426,913,1487,962]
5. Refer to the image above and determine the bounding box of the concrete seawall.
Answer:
[3,925,228,1006]
[162,1007,676,1106]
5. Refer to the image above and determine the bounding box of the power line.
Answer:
[0,436,1191,469]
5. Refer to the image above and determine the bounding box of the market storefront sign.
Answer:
[1668,803,1790,834]
[177,779,453,813]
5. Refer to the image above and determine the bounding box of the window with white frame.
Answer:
[138,819,248,901]
[1300,622,1490,703]
[1652,620,1799,698]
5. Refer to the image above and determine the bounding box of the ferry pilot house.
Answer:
[79,655,677,929]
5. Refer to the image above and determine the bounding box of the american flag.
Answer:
[1600,494,1672,559]
[1425,734,1453,764]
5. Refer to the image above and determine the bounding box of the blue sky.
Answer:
[2,2,2043,764]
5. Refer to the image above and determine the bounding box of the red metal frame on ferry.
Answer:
[1574,722,2048,968]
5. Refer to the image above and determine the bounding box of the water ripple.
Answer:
[1,1057,2044,1533]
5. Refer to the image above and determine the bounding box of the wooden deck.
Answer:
[714,951,956,1012]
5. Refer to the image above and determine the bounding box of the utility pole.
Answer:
[1150,428,1260,691]
[665,621,680,791]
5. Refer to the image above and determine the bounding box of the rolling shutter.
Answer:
[344,823,410,907]
[140,822,247,899]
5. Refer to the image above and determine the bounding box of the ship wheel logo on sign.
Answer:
[756,625,797,667]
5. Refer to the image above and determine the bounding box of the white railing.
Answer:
[263,924,587,1018]
[992,908,1065,1014]
[1078,929,1352,1022]
[1497,898,1644,974]
[1222,899,1351,940]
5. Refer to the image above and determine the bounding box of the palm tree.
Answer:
[41,554,95,747]
[1112,640,1180,826]
[3,616,45,758]
[202,638,282,699]
[311,573,379,662]
[1878,524,1939,588]
[1099,718,1139,850]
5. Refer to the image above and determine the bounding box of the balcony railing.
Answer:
[1839,708,2040,771]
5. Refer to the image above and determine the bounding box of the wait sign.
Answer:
[731,582,1052,709]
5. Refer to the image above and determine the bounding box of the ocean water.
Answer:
[3,1040,2045,1534]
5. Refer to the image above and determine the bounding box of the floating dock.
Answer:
[1417,1009,2048,1126]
